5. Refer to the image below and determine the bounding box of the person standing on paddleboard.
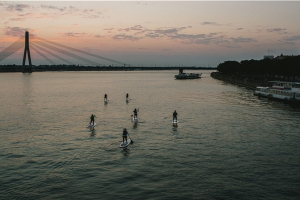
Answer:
[122,128,128,144]
[90,114,95,125]
[104,94,108,101]
[173,110,178,121]
[126,93,129,100]
[133,108,138,119]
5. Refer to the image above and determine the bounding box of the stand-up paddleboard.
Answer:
[86,123,96,128]
[132,117,139,122]
[119,139,131,148]
[172,120,178,124]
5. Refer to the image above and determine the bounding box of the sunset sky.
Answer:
[1,1,300,67]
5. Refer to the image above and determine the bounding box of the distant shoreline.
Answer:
[0,65,216,73]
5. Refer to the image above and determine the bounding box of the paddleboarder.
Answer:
[90,114,95,125]
[104,94,108,101]
[173,110,178,122]
[126,93,129,100]
[122,128,129,144]
[133,108,138,119]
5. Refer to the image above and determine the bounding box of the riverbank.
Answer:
[210,72,267,89]
[0,65,216,72]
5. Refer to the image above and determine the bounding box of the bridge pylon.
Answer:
[22,31,32,73]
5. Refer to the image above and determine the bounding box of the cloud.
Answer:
[108,25,258,48]
[155,27,186,35]
[83,9,99,14]
[230,37,257,43]
[179,35,213,45]
[103,28,114,34]
[83,14,100,19]
[170,33,206,40]
[82,8,103,18]
[4,26,29,37]
[255,27,264,34]
[40,4,67,12]
[6,3,31,12]
[144,27,188,39]
[115,26,188,39]
[267,28,286,32]
[112,34,142,41]
[39,4,102,19]
[83,12,99,18]
[145,32,162,39]
[69,6,79,12]
[9,18,25,21]
[201,21,221,26]
[285,35,300,41]
[2,2,105,22]
[39,4,79,13]
[17,13,33,17]
[280,35,300,45]
[135,1,147,6]
[266,28,287,34]
[62,32,92,37]
[118,25,144,32]
[94,35,105,38]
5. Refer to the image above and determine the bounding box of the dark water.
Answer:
[1,71,299,199]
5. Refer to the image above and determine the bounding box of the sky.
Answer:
[1,1,300,67]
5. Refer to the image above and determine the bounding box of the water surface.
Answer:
[1,71,299,199]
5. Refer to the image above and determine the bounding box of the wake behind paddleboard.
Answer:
[119,139,131,148]
[86,123,96,128]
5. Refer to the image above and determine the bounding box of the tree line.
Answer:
[217,55,300,81]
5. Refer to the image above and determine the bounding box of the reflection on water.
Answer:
[172,123,178,129]
[121,148,130,157]
[90,130,96,137]
[0,71,300,199]
[132,122,138,129]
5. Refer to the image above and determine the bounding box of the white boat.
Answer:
[174,69,202,79]
[254,81,300,102]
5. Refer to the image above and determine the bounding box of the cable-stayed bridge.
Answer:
[0,31,127,73]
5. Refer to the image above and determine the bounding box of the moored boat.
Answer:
[254,81,300,103]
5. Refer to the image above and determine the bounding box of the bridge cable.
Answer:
[32,40,99,66]
[35,37,126,66]
[30,45,56,65]
[0,37,24,62]
[31,42,74,65]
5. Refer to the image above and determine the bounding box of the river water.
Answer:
[0,70,299,199]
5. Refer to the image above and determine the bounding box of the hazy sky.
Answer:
[1,1,300,67]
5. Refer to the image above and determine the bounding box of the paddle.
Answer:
[128,133,134,144]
